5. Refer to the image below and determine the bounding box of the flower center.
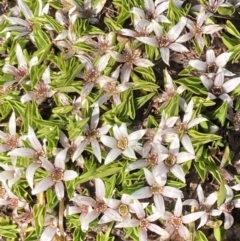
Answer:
[175,121,188,132]
[51,168,64,182]
[6,135,18,150]
[79,205,89,214]
[117,137,128,151]
[34,150,45,164]
[164,154,177,167]
[233,112,240,125]
[151,183,163,194]
[224,202,234,213]
[86,129,99,143]
[15,66,27,81]
[67,144,77,156]
[211,85,223,96]
[118,203,129,216]
[169,215,182,229]
[95,200,107,213]
[207,63,217,73]
[8,198,18,209]
[158,36,170,47]
[199,204,212,213]
[0,187,6,198]
[36,81,50,98]
[145,11,157,21]
[192,26,202,37]
[146,152,158,165]
[139,218,149,230]
[85,69,99,83]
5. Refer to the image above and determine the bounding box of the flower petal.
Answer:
[63,170,78,181]
[131,187,152,199]
[55,182,65,200]
[55,148,67,169]
[32,177,54,195]
[105,148,122,164]
[26,162,40,189]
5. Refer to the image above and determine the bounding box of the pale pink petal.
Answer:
[122,147,136,159]
[223,77,240,93]
[101,136,117,148]
[90,105,99,129]
[32,177,54,195]
[196,35,205,50]
[118,29,137,37]
[200,75,213,90]
[129,129,146,142]
[162,186,183,198]
[133,58,154,67]
[169,138,180,155]
[110,51,125,62]
[9,112,16,136]
[136,37,159,48]
[41,158,54,172]
[17,0,34,20]
[215,71,225,87]
[160,47,170,65]
[182,211,205,223]
[148,223,169,237]
[2,65,18,76]
[198,213,208,229]
[216,52,232,67]
[55,148,67,169]
[169,43,189,53]
[95,178,105,200]
[181,134,195,155]
[91,140,101,163]
[131,187,152,199]
[202,25,223,34]
[63,170,78,181]
[182,199,199,208]
[205,192,217,206]
[103,198,121,209]
[115,219,139,228]
[177,152,195,163]
[81,211,99,231]
[197,8,205,27]
[40,226,56,241]
[28,127,42,151]
[197,185,204,204]
[183,100,194,123]
[42,66,51,84]
[176,32,193,43]
[8,148,35,158]
[72,141,88,161]
[206,49,216,65]
[189,60,207,72]
[224,212,234,229]
[26,162,40,189]
[126,159,148,171]
[98,208,122,224]
[153,194,165,215]
[139,229,147,241]
[120,63,132,83]
[167,17,187,41]
[188,117,207,129]
[152,23,163,38]
[174,198,183,217]
[105,148,122,164]
[225,184,234,203]
[178,225,190,240]
[4,16,29,27]
[59,131,69,148]
[55,182,65,200]
[143,168,155,185]
[170,164,185,183]
[97,55,111,72]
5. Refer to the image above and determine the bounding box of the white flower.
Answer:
[136,17,188,65]
[163,198,204,240]
[183,184,221,228]
[131,168,183,215]
[218,184,240,229]
[201,69,240,107]
[31,149,78,200]
[153,138,195,183]
[115,200,169,241]
[72,106,111,163]
[189,49,233,77]
[101,123,146,164]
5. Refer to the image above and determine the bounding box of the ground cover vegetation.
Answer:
[1,0,240,240]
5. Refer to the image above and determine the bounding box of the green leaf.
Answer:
[133,67,156,82]
[195,231,208,241]
[213,101,228,126]
[225,20,240,38]
[33,26,51,48]
[189,130,222,145]
[194,162,207,181]
[217,183,227,207]
[214,226,224,241]
[160,94,179,116]
[135,92,156,110]
[33,204,46,237]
